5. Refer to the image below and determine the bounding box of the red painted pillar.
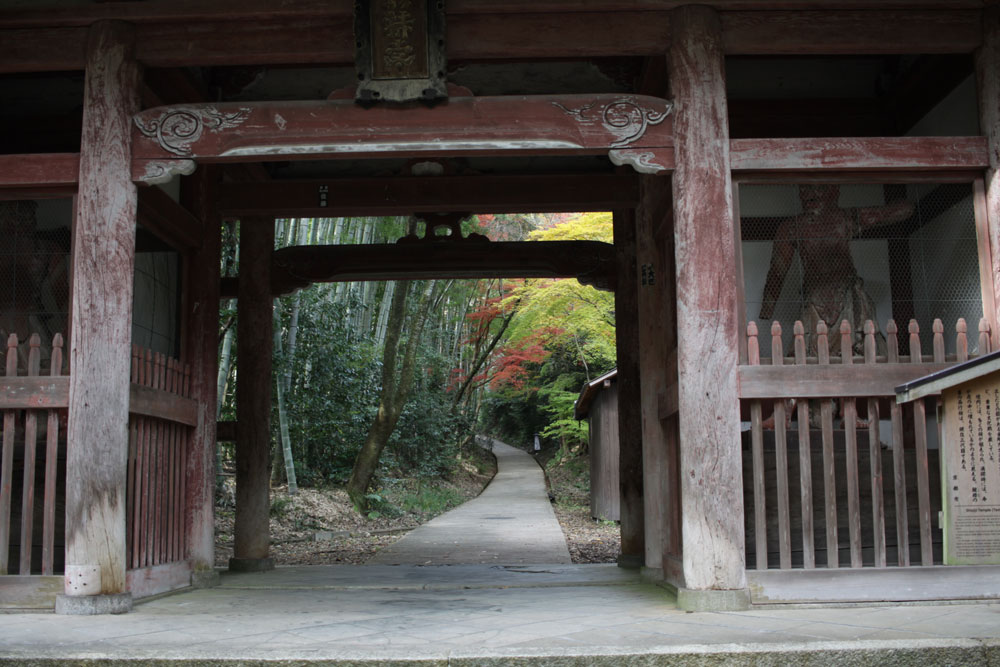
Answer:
[978,6,1000,346]
[181,167,223,586]
[59,20,141,615]
[613,209,644,568]
[231,217,274,571]
[668,5,748,610]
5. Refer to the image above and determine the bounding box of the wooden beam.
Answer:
[125,560,192,600]
[0,1,988,30]
[0,27,88,73]
[219,239,616,298]
[131,95,674,164]
[722,10,981,55]
[127,385,198,427]
[0,8,982,73]
[0,154,80,189]
[217,173,638,217]
[136,186,201,250]
[0,377,70,410]
[64,20,141,603]
[668,5,747,599]
[739,363,955,399]
[730,137,988,172]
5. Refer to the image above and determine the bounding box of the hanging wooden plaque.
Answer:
[355,0,447,105]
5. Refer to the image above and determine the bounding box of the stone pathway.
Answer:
[368,438,572,565]
[3,566,999,665]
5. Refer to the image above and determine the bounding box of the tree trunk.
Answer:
[374,281,396,349]
[276,373,297,493]
[346,277,412,510]
[346,278,445,510]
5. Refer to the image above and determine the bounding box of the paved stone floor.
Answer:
[369,439,572,565]
[2,565,1000,664]
[3,439,1000,664]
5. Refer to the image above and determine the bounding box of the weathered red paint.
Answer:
[978,7,1000,346]
[668,5,746,593]
[0,7,982,74]
[131,95,674,163]
[730,137,989,172]
[181,166,223,578]
[64,20,141,599]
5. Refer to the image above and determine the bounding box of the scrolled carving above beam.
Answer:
[131,94,674,169]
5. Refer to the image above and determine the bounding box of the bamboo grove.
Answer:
[215,212,616,510]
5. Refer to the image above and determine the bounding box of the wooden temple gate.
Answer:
[1,1,1000,613]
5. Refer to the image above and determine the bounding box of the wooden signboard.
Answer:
[897,350,1000,566]
[941,376,1000,565]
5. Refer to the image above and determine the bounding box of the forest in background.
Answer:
[215,211,616,512]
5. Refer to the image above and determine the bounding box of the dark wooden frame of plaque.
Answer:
[355,0,447,105]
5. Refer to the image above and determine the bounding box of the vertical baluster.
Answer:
[145,349,155,567]
[933,319,946,363]
[0,334,15,575]
[171,359,181,562]
[956,319,968,363]
[840,321,862,567]
[127,345,139,569]
[166,358,176,563]
[748,322,767,570]
[910,320,933,566]
[162,354,172,564]
[19,335,41,574]
[864,321,886,568]
[770,323,791,569]
[979,318,992,355]
[155,352,167,565]
[142,349,153,567]
[42,334,63,575]
[887,321,909,566]
[181,363,191,557]
[794,321,814,568]
[135,348,148,568]
[818,322,838,568]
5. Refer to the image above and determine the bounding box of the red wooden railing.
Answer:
[1,335,196,578]
[0,333,66,576]
[740,316,990,570]
[127,345,195,571]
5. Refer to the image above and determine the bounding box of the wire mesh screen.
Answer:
[0,199,72,370]
[740,182,983,357]
[132,237,180,358]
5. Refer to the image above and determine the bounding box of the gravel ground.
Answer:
[540,448,621,564]
[214,445,620,566]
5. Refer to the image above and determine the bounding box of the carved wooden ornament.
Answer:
[131,94,675,173]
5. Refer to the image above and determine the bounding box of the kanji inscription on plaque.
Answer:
[942,375,1000,565]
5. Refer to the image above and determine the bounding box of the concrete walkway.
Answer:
[3,565,1000,665]
[4,438,1000,664]
[368,438,572,565]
